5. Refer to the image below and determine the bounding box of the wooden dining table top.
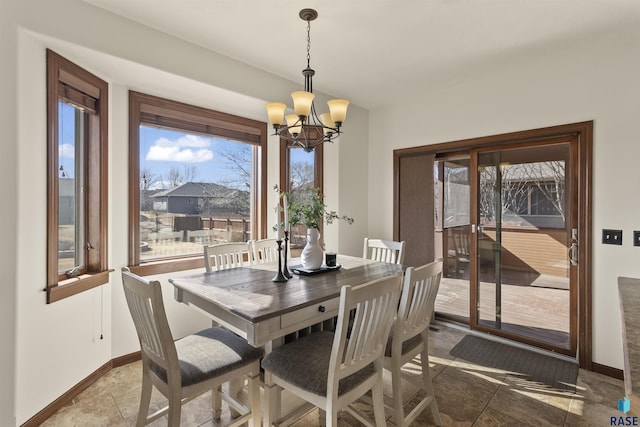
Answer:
[169,254,403,324]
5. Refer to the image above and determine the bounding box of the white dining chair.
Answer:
[121,268,263,427]
[363,237,406,264]
[248,238,278,265]
[261,273,403,427]
[203,242,250,272]
[385,260,443,426]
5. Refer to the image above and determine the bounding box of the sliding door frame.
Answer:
[393,121,593,368]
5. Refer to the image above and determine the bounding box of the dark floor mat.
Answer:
[450,335,579,392]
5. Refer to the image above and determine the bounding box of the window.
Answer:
[280,142,323,249]
[441,159,470,229]
[500,160,566,228]
[46,50,109,303]
[129,92,267,275]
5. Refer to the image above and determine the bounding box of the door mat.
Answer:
[450,335,579,392]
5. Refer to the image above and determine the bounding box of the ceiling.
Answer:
[81,0,640,109]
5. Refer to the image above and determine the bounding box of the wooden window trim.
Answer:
[279,140,324,244]
[128,92,268,275]
[46,49,110,303]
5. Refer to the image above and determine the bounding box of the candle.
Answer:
[283,194,289,232]
[275,204,281,239]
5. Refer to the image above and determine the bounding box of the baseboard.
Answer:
[20,351,141,427]
[113,350,142,368]
[592,362,624,380]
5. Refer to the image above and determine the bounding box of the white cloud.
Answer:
[145,134,214,162]
[59,143,74,159]
[146,146,213,162]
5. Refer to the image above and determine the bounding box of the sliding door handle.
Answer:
[569,242,578,266]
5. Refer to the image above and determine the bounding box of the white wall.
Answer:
[0,0,19,424]
[5,0,369,424]
[368,22,640,370]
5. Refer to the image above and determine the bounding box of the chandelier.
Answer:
[265,8,350,153]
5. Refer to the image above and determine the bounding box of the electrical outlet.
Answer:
[634,231,640,247]
[602,229,623,245]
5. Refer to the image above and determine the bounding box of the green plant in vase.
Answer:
[275,186,353,269]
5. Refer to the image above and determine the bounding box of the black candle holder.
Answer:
[283,230,292,278]
[272,239,288,282]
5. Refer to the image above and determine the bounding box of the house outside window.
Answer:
[486,160,566,229]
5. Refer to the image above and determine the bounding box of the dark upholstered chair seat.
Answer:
[262,331,374,396]
[385,332,422,357]
[151,328,264,387]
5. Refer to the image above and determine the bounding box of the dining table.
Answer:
[170,254,403,348]
[169,253,403,424]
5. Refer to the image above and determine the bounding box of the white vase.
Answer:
[301,228,323,270]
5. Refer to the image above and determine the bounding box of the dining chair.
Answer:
[121,267,263,427]
[248,238,278,265]
[451,226,471,278]
[385,260,443,426]
[203,242,250,272]
[363,237,406,264]
[261,272,403,427]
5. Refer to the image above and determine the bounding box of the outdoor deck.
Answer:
[435,272,570,349]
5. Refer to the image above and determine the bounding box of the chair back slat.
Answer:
[121,268,177,371]
[204,242,250,272]
[132,291,164,359]
[330,273,402,385]
[249,238,278,265]
[363,238,406,265]
[396,260,442,344]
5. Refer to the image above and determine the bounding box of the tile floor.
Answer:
[41,323,626,426]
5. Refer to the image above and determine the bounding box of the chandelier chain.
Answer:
[306,20,311,69]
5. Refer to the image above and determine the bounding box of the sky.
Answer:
[139,126,247,188]
[58,101,313,190]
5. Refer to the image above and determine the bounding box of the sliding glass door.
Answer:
[396,122,591,361]
[474,142,574,351]
[434,157,471,323]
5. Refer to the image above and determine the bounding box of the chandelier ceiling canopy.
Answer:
[265,8,349,153]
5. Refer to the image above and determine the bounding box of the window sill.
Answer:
[47,269,113,303]
[128,257,205,276]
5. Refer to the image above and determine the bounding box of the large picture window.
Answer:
[129,92,267,274]
[46,50,110,303]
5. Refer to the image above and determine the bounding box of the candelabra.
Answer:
[272,239,288,282]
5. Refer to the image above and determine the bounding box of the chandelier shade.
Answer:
[265,8,350,152]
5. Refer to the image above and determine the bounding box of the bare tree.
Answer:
[167,167,182,188]
[181,165,198,183]
[479,161,565,223]
[218,144,251,190]
[165,165,198,189]
[479,164,529,223]
[521,161,565,220]
[140,168,158,190]
[290,161,314,191]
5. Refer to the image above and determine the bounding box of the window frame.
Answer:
[128,91,268,275]
[279,140,323,250]
[46,49,110,303]
[279,141,324,196]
